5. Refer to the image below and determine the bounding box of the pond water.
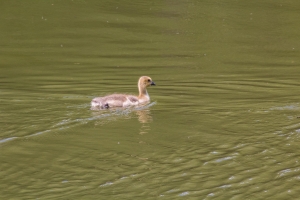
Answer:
[1,0,300,199]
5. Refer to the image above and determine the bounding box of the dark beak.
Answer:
[151,81,156,86]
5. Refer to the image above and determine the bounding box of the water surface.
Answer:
[1,0,300,199]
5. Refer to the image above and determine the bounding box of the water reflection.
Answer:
[136,109,153,123]
[136,109,152,135]
[91,102,156,134]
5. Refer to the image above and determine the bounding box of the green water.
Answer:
[1,0,300,199]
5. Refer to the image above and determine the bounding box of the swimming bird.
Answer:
[91,76,155,109]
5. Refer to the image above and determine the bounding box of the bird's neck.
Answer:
[138,85,149,100]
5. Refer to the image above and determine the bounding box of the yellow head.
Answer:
[138,76,155,88]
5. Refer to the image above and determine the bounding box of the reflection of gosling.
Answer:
[136,110,153,124]
[91,76,155,109]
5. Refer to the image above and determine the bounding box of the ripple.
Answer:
[99,182,113,187]
[214,156,235,163]
[0,102,157,144]
[0,137,18,144]
[178,191,189,196]
[269,104,300,111]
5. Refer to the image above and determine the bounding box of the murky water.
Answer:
[1,0,300,199]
